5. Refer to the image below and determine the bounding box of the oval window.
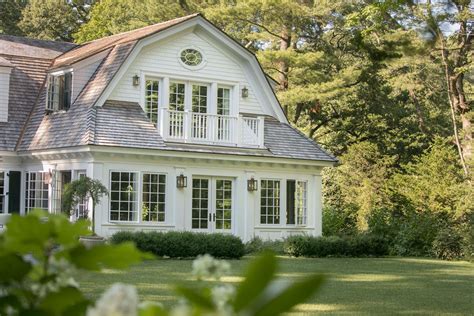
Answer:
[180,48,203,67]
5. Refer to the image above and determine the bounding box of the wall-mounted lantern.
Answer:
[132,74,140,86]
[241,86,249,98]
[176,174,188,189]
[247,177,258,191]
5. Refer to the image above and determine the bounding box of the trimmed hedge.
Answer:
[284,234,389,257]
[110,231,245,259]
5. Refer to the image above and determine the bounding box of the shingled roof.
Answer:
[0,36,74,152]
[7,14,336,163]
[52,13,199,68]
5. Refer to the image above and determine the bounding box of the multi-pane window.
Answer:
[192,84,208,113]
[192,178,209,229]
[145,79,159,124]
[287,180,307,225]
[169,82,185,111]
[215,179,232,230]
[260,179,280,224]
[217,87,230,115]
[0,172,4,213]
[110,172,138,221]
[75,171,87,219]
[25,172,49,212]
[142,173,166,222]
[47,72,72,112]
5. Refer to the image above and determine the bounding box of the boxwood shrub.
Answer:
[284,234,389,257]
[110,231,245,259]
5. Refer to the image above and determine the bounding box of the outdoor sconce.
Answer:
[241,86,249,98]
[176,174,187,189]
[132,74,140,86]
[247,177,258,191]
[44,170,53,185]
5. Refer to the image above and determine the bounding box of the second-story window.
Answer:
[217,87,231,115]
[192,84,208,113]
[145,79,159,124]
[46,72,72,112]
[169,82,185,111]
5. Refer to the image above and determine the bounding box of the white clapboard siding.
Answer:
[72,57,103,102]
[109,31,265,115]
[0,68,12,122]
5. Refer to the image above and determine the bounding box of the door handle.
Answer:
[213,213,216,222]
[209,213,211,222]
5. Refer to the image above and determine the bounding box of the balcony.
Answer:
[158,109,265,148]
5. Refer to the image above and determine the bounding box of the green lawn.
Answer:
[76,257,474,315]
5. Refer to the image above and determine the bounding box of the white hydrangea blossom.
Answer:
[211,284,236,315]
[192,254,230,280]
[87,283,138,316]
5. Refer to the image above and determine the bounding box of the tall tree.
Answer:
[18,0,87,42]
[74,0,189,43]
[0,0,27,36]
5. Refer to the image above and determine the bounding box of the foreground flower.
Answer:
[192,254,230,280]
[87,283,138,316]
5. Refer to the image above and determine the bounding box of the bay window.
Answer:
[142,173,166,222]
[46,72,72,112]
[260,179,281,224]
[25,172,49,212]
[110,172,138,221]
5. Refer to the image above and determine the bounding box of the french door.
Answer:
[191,177,233,232]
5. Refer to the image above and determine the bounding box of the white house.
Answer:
[0,14,336,241]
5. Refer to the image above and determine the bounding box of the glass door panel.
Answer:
[191,178,209,230]
[191,177,233,232]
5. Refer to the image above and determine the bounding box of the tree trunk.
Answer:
[278,27,291,114]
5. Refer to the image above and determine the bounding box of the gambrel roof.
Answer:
[2,14,336,163]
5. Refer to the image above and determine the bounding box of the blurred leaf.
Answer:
[139,302,169,316]
[39,286,87,316]
[233,252,277,311]
[70,242,152,271]
[0,253,32,283]
[175,286,214,310]
[254,274,325,316]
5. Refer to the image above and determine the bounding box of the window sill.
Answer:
[105,221,175,228]
[254,225,313,230]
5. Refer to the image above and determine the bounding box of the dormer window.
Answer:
[46,72,72,112]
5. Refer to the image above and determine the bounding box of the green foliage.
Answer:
[0,211,151,315]
[432,228,465,260]
[244,237,285,255]
[62,176,108,233]
[110,230,245,259]
[74,0,188,43]
[18,0,85,41]
[322,206,358,236]
[170,252,325,316]
[0,0,27,36]
[283,234,389,258]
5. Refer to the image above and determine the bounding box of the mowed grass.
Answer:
[75,257,474,315]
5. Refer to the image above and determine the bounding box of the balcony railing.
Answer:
[158,109,265,148]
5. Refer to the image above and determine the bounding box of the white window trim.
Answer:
[177,46,207,71]
[108,170,171,226]
[45,70,74,112]
[139,72,239,117]
[259,178,282,226]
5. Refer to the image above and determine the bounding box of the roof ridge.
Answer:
[80,13,201,46]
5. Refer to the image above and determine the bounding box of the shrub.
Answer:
[322,206,358,236]
[110,231,245,259]
[432,228,465,260]
[283,234,389,258]
[244,237,285,255]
